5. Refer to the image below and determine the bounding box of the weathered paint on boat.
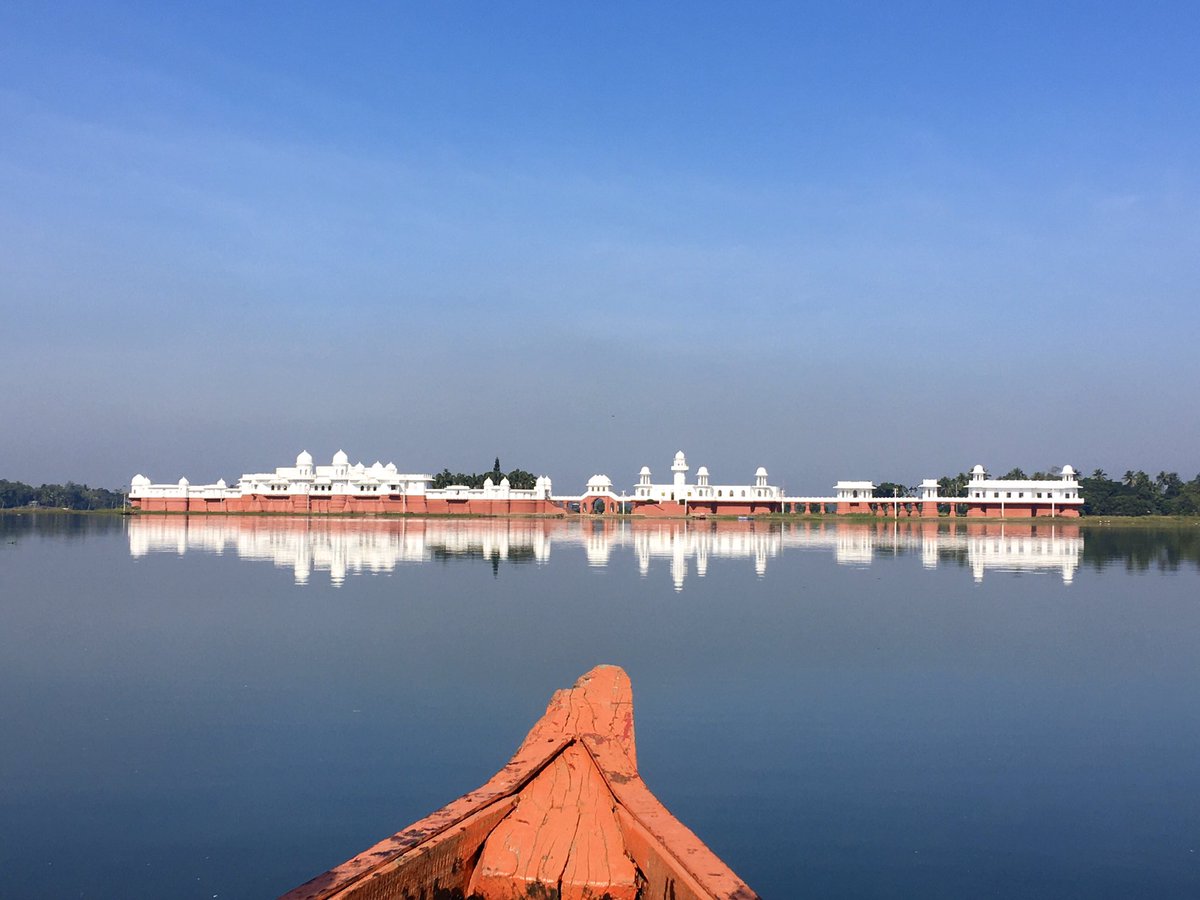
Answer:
[282,665,759,900]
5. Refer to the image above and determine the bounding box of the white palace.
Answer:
[132,448,1084,520]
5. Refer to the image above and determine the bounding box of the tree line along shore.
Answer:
[3,466,1200,517]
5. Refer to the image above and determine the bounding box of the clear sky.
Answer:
[2,2,1197,492]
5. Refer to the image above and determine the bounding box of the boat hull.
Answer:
[282,666,758,900]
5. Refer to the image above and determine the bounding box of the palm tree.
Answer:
[1156,472,1183,496]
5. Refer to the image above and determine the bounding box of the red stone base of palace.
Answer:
[628,500,780,517]
[132,495,564,515]
[966,505,1080,518]
[135,496,1083,519]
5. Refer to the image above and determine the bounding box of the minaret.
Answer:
[671,450,689,489]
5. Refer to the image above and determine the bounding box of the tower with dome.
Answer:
[616,450,782,516]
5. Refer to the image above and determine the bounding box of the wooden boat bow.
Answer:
[282,665,759,900]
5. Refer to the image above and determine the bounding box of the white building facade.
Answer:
[131,450,555,515]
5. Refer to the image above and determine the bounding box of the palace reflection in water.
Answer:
[127,517,1083,588]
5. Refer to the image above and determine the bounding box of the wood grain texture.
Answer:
[469,742,637,900]
[279,665,759,900]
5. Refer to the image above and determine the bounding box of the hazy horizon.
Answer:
[3,3,1197,493]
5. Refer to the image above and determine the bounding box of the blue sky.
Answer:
[2,2,1197,492]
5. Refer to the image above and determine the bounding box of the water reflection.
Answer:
[126,517,1085,588]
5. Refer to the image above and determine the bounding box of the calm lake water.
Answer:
[2,514,1198,898]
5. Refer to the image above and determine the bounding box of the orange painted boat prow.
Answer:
[282,665,759,900]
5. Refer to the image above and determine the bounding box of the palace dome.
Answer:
[332,449,349,466]
[296,450,313,467]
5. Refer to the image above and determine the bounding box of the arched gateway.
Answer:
[580,474,620,515]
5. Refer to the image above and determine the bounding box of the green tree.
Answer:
[937,473,968,497]
[0,479,124,510]
[431,462,539,491]
[506,469,537,490]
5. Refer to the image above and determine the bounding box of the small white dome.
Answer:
[296,450,313,466]
[1061,464,1076,477]
[696,466,709,476]
[587,474,613,489]
[499,477,510,488]
[178,477,189,487]
[639,466,652,475]
[484,477,494,488]
[385,462,397,472]
[755,466,768,476]
[131,474,149,486]
[371,461,385,473]
[216,478,227,488]
[332,449,349,466]
[674,450,686,461]
[971,464,986,475]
